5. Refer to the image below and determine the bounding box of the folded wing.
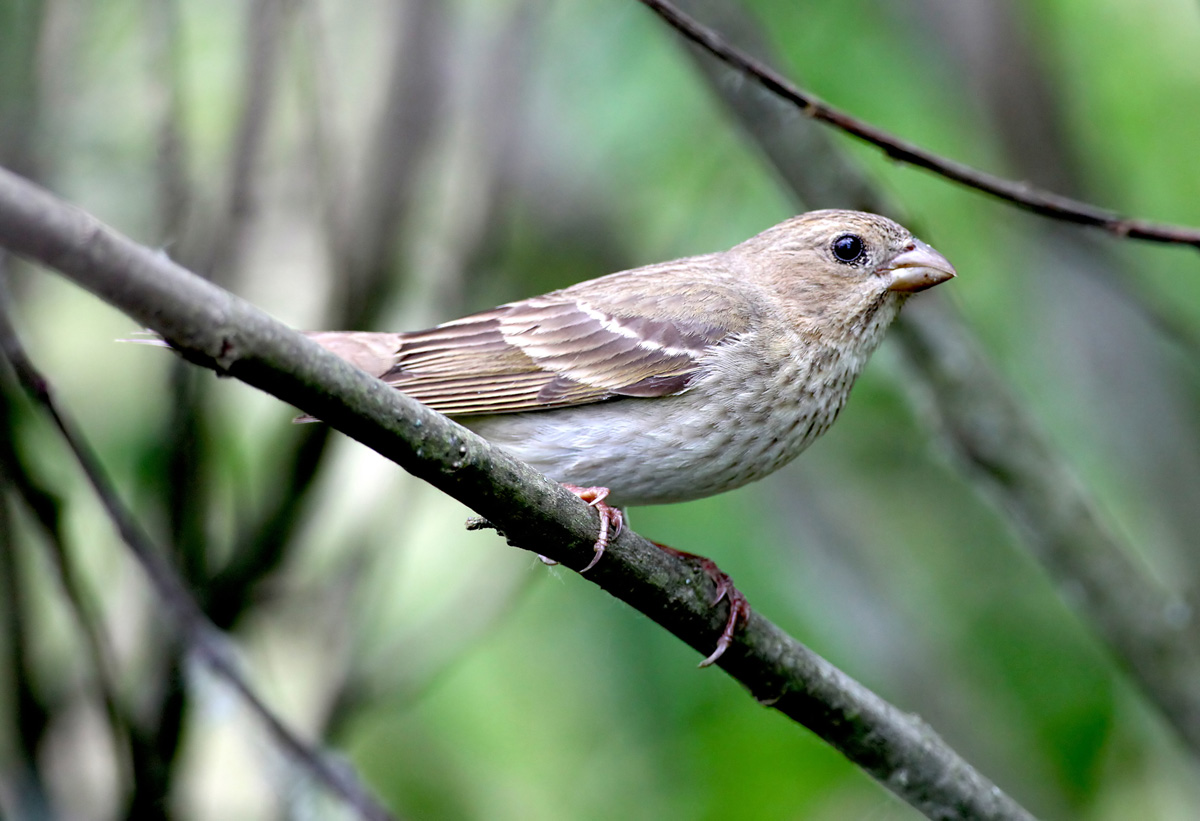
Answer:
[369,267,751,416]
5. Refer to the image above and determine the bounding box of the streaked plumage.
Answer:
[306,209,954,665]
[307,209,955,507]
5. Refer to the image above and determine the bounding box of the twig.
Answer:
[202,0,452,628]
[0,384,136,803]
[0,167,1035,821]
[0,490,54,817]
[1,258,136,802]
[661,0,1200,758]
[636,0,1200,250]
[0,242,395,821]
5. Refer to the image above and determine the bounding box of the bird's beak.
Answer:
[880,239,956,293]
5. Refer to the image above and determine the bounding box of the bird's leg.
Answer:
[533,489,745,664]
[563,484,624,573]
[652,542,750,667]
[535,484,624,572]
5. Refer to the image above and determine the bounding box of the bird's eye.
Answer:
[831,233,866,264]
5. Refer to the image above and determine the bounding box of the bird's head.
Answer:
[736,209,956,330]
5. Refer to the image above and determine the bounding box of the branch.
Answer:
[0,243,393,821]
[658,0,1200,757]
[0,347,135,801]
[336,0,449,327]
[0,490,54,815]
[0,170,1035,820]
[637,0,1200,250]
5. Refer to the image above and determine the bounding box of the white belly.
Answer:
[463,355,855,507]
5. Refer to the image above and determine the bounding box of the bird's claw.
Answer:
[653,542,750,667]
[552,487,748,666]
[563,484,624,573]
[699,583,749,667]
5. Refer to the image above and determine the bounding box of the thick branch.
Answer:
[0,168,1034,820]
[637,0,1200,250]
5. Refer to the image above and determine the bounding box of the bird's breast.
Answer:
[463,339,866,507]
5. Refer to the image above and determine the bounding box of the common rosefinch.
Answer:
[308,209,955,663]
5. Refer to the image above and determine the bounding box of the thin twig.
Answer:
[0,258,395,821]
[636,0,1200,249]
[0,390,136,804]
[0,259,136,802]
[0,490,54,817]
[337,0,450,329]
[662,0,1200,758]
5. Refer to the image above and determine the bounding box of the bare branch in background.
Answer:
[661,0,1200,758]
[637,0,1200,250]
[205,0,454,630]
[0,251,396,821]
[213,0,456,626]
[199,0,293,285]
[0,330,135,808]
[438,0,539,311]
[296,0,352,272]
[147,0,192,247]
[0,0,45,181]
[0,167,1036,821]
[334,0,450,328]
[906,0,1200,638]
[0,490,53,818]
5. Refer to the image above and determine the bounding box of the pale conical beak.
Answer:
[880,238,956,293]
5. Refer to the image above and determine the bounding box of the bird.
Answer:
[305,209,955,665]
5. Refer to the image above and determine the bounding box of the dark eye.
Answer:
[831,233,866,264]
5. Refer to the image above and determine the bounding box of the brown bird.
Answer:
[307,209,955,664]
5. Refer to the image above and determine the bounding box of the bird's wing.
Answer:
[379,264,754,417]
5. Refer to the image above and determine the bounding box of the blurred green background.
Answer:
[3,0,1200,818]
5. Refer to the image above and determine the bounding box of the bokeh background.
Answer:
[3,0,1200,818]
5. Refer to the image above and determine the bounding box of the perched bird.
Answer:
[307,209,955,664]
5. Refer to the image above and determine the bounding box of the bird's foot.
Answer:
[652,542,750,667]
[562,484,624,573]
[534,485,624,571]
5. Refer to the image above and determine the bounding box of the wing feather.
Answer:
[316,262,755,417]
